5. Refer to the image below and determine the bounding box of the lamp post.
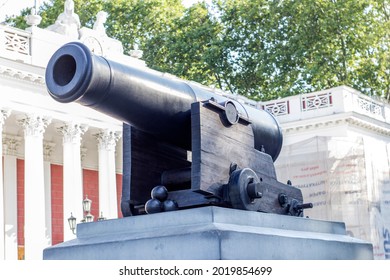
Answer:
[82,196,92,213]
[82,195,94,222]
[67,195,96,234]
[97,212,106,221]
[67,213,77,235]
[83,196,94,223]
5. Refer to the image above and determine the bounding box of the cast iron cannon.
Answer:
[46,42,312,217]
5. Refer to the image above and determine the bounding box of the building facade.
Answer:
[1,3,389,260]
[262,87,390,260]
[0,10,140,259]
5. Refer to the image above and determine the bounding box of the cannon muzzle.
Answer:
[46,42,283,160]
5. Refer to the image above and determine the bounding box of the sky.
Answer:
[0,0,204,22]
[0,0,40,22]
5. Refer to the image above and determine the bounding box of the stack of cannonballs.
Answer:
[145,185,179,214]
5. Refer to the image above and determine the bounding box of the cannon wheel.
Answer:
[228,168,262,211]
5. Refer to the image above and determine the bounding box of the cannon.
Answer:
[46,42,312,217]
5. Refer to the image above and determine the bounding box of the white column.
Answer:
[95,129,121,220]
[0,109,11,260]
[17,114,51,260]
[43,141,55,247]
[57,122,87,241]
[2,134,21,260]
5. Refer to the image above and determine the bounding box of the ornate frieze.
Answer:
[2,135,22,156]
[43,141,56,161]
[0,65,45,84]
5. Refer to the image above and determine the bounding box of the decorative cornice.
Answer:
[0,65,45,84]
[283,114,390,137]
[345,117,390,136]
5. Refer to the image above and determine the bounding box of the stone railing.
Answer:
[1,23,146,68]
[262,100,290,116]
[259,86,390,125]
[0,25,32,63]
[353,95,384,119]
[301,91,332,112]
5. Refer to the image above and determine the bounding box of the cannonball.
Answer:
[145,198,163,214]
[151,185,168,201]
[163,199,178,212]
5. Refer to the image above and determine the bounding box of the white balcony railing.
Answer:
[0,25,31,62]
[354,95,384,119]
[260,86,390,125]
[301,91,333,111]
[263,100,290,116]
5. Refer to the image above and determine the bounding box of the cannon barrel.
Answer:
[45,42,283,160]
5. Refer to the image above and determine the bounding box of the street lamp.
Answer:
[97,212,106,221]
[67,196,95,234]
[84,213,94,223]
[82,195,94,222]
[68,212,77,235]
[82,196,92,213]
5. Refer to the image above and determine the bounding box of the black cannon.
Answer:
[46,42,312,217]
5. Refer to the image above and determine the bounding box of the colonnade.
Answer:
[0,110,121,260]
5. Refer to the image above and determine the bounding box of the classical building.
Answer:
[261,87,390,260]
[1,2,389,260]
[220,88,389,260]
[0,4,146,260]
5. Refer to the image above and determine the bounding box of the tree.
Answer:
[213,0,390,100]
[102,0,184,54]
[144,2,226,87]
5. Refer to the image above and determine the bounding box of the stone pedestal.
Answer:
[43,206,373,260]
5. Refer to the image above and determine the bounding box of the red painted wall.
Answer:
[83,169,99,221]
[51,164,64,245]
[116,174,123,218]
[17,159,24,246]
[15,160,123,246]
[82,169,123,219]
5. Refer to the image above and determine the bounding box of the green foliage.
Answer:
[4,7,32,30]
[144,2,223,86]
[5,0,390,101]
[214,0,390,100]
[103,0,184,55]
